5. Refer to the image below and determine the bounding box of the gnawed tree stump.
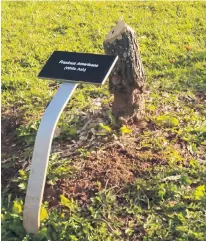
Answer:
[103,20,146,125]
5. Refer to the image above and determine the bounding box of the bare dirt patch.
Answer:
[1,108,26,188]
[44,143,167,207]
[1,109,22,156]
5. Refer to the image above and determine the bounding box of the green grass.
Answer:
[1,1,206,241]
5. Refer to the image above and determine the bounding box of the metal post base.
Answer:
[23,82,77,234]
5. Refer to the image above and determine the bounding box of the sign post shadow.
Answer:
[23,51,118,234]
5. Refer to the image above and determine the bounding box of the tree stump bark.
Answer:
[103,20,146,125]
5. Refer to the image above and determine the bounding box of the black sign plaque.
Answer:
[38,51,118,85]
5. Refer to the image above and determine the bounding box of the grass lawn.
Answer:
[1,1,206,241]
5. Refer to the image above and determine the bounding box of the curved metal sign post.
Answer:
[23,82,77,233]
[23,51,118,234]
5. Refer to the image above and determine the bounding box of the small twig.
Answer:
[105,179,109,189]
[105,185,119,194]
[93,218,115,233]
